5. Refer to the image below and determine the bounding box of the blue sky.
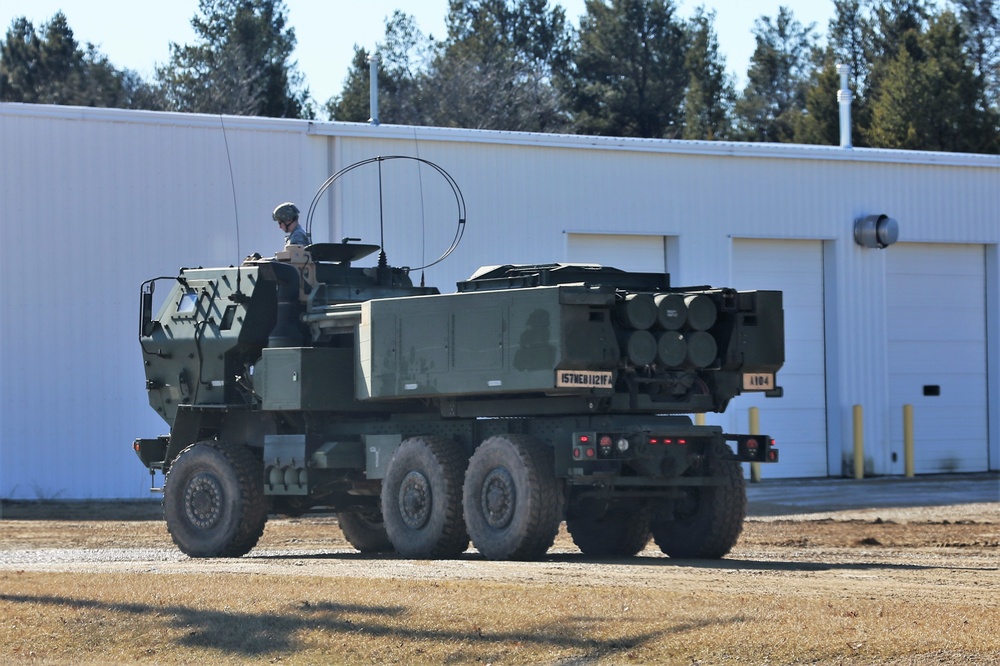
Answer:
[1,0,835,106]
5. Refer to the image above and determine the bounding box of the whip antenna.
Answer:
[377,157,387,267]
[412,128,427,285]
[220,115,248,302]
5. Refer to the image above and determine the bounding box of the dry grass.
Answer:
[1,569,997,665]
[1,505,998,664]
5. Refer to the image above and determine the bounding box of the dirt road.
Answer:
[1,500,996,583]
[1,490,997,664]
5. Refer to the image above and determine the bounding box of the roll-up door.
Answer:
[566,233,667,273]
[731,239,829,478]
[886,243,989,474]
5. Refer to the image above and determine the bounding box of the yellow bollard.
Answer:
[903,404,915,477]
[695,413,706,426]
[749,406,761,483]
[853,405,864,479]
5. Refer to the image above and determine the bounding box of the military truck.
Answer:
[134,163,783,562]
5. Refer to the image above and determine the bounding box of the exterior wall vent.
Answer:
[854,214,899,249]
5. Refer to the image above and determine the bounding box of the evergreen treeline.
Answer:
[2,0,997,153]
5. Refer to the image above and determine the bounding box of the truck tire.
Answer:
[163,440,268,558]
[567,507,651,557]
[380,436,469,559]
[650,445,746,559]
[463,434,564,561]
[338,509,394,553]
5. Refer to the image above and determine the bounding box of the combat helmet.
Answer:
[272,202,299,223]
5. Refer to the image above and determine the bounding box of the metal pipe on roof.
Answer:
[368,52,380,126]
[837,63,852,149]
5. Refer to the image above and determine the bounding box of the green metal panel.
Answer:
[258,347,356,411]
[357,286,619,400]
[364,434,403,479]
[311,440,366,469]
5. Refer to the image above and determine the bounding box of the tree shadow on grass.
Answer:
[0,591,739,660]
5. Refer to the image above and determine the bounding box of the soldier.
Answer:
[273,202,311,246]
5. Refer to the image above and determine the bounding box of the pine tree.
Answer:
[157,0,311,118]
[682,7,734,140]
[424,0,572,131]
[828,0,869,91]
[0,13,161,108]
[0,18,43,102]
[951,0,999,108]
[866,10,999,152]
[796,57,843,145]
[327,12,429,124]
[735,6,819,142]
[568,0,687,138]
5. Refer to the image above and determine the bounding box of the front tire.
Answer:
[380,436,469,559]
[163,440,268,558]
[463,434,564,561]
[650,444,746,559]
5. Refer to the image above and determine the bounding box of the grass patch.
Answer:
[1,571,997,664]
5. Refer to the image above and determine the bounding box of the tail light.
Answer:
[573,432,629,460]
[735,435,778,462]
[573,432,597,460]
[647,437,687,445]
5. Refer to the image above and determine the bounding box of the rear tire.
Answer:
[163,440,268,558]
[338,509,393,553]
[381,436,469,559]
[463,434,563,561]
[650,444,745,559]
[567,506,651,557]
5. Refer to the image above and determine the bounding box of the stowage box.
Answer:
[356,285,620,401]
[257,347,356,411]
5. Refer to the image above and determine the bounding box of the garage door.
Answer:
[566,233,667,273]
[886,244,989,474]
[729,239,829,479]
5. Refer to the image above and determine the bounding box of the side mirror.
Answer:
[140,282,157,337]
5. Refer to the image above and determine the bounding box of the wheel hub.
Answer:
[674,488,701,521]
[398,470,432,529]
[480,467,516,529]
[184,472,223,529]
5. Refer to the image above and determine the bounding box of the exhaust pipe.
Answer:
[262,262,305,348]
[368,52,380,126]
[836,63,852,149]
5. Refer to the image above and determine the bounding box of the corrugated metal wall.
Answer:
[1,104,997,497]
[0,107,328,499]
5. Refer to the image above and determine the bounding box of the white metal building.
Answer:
[1,102,997,499]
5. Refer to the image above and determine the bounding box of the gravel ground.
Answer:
[1,474,996,582]
[2,476,996,664]
[0,502,996,580]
